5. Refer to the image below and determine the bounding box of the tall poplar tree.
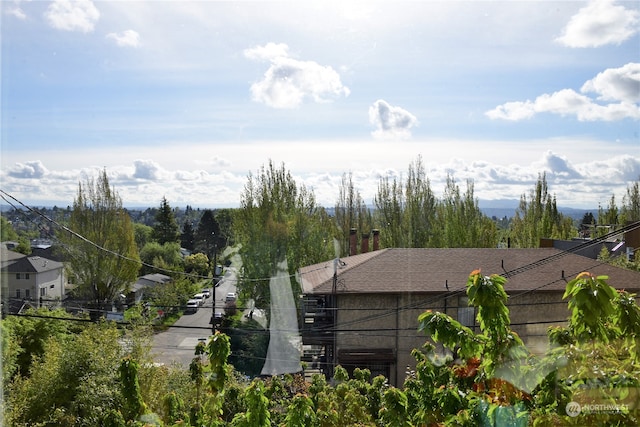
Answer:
[621,178,640,223]
[403,155,437,247]
[509,173,575,247]
[433,175,497,248]
[59,170,140,304]
[374,173,406,248]
[335,172,371,256]
[234,161,334,307]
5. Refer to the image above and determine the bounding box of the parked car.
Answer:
[211,312,223,325]
[201,289,211,299]
[225,292,236,302]
[192,293,205,306]
[185,299,199,313]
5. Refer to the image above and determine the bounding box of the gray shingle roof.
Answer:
[4,255,63,273]
[299,248,640,295]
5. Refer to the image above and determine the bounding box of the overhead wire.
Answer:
[1,189,330,283]
[313,221,640,332]
[3,189,639,338]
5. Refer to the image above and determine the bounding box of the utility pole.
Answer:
[331,257,338,378]
[211,232,217,334]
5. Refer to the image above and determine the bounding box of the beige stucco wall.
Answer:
[334,290,575,387]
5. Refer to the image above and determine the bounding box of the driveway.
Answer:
[151,267,238,367]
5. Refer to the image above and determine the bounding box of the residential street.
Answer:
[151,268,238,367]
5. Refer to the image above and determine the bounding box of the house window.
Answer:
[16,273,20,280]
[25,273,30,279]
[25,289,30,299]
[41,287,46,297]
[16,289,21,298]
[458,296,475,328]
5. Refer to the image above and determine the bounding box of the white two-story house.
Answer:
[1,247,66,311]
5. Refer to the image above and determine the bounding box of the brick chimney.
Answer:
[361,232,370,253]
[372,229,380,251]
[625,221,640,250]
[349,228,357,256]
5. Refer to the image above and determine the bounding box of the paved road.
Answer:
[151,268,238,367]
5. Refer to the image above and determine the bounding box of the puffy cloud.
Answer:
[369,99,418,139]
[245,43,350,109]
[5,0,30,20]
[106,30,140,48]
[8,160,48,178]
[556,0,639,48]
[132,159,163,180]
[581,62,640,103]
[45,0,100,33]
[486,65,640,121]
[534,151,582,179]
[592,155,640,181]
[243,42,289,62]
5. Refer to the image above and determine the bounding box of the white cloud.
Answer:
[8,160,48,178]
[369,99,418,139]
[45,0,100,33]
[132,159,163,180]
[245,43,350,109]
[486,65,640,122]
[2,142,638,210]
[581,62,640,103]
[5,0,29,20]
[556,0,639,48]
[588,155,640,182]
[106,29,140,48]
[533,151,582,179]
[243,42,289,62]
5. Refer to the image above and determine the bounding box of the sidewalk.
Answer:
[241,298,267,328]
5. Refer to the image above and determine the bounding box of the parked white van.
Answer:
[186,299,199,313]
[192,293,205,306]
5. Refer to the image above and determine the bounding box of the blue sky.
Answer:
[1,0,639,210]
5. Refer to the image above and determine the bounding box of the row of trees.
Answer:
[233,158,639,309]
[55,171,232,304]
[43,162,640,318]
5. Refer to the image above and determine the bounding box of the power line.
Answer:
[323,222,640,331]
[1,189,329,284]
[4,189,639,337]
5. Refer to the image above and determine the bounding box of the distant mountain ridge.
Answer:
[478,199,595,220]
[1,199,597,221]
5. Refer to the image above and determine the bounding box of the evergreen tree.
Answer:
[153,197,179,245]
[214,208,235,247]
[194,209,224,261]
[180,221,195,251]
[579,211,595,237]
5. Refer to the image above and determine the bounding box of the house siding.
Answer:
[300,247,640,387]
